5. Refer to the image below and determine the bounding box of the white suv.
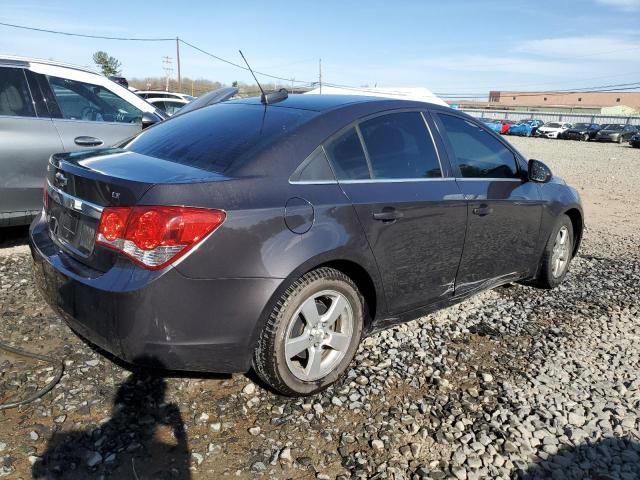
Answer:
[0,56,166,226]
[136,91,195,102]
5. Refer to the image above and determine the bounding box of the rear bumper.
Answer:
[29,215,281,373]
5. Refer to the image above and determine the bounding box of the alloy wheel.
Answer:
[284,290,354,381]
[551,226,570,278]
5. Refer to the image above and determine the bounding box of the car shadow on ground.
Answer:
[32,357,193,479]
[0,226,29,249]
[518,437,640,479]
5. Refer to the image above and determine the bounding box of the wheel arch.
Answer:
[564,208,583,256]
[247,252,384,359]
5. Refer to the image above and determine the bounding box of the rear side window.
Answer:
[0,67,36,117]
[437,114,519,179]
[324,127,370,180]
[359,112,441,179]
[125,103,315,173]
[292,146,335,182]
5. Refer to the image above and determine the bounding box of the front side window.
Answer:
[359,112,441,179]
[437,114,519,179]
[47,76,142,123]
[324,127,370,180]
[0,67,36,117]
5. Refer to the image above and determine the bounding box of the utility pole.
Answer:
[176,37,182,92]
[319,58,322,94]
[291,78,294,93]
[162,56,173,92]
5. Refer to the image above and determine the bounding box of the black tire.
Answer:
[617,136,623,144]
[253,267,364,396]
[533,214,574,289]
[583,133,589,142]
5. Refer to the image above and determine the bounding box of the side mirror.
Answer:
[141,111,163,129]
[528,159,552,183]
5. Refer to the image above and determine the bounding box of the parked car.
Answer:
[630,132,640,148]
[499,119,515,134]
[559,123,601,141]
[507,120,544,137]
[594,124,638,143]
[535,122,572,139]
[136,90,195,102]
[0,56,166,227]
[146,97,189,116]
[108,76,129,89]
[480,118,502,134]
[30,95,583,396]
[172,87,238,117]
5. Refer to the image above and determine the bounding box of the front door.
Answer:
[42,74,142,151]
[432,112,543,296]
[324,111,467,314]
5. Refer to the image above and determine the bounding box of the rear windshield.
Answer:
[125,103,316,173]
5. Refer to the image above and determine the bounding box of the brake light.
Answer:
[96,206,225,270]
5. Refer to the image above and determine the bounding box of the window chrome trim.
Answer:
[420,111,445,177]
[339,177,455,184]
[46,180,104,219]
[454,178,523,182]
[289,179,338,185]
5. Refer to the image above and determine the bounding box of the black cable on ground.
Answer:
[0,342,64,410]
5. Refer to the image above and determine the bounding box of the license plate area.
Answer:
[48,198,97,257]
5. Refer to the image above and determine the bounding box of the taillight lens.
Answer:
[96,206,225,270]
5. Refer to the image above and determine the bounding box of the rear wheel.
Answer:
[533,215,574,289]
[583,133,589,141]
[253,267,364,396]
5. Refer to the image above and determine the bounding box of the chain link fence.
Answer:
[459,108,640,126]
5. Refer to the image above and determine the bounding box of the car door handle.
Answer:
[472,205,493,217]
[372,209,403,222]
[74,136,103,147]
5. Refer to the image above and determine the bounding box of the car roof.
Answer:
[147,97,188,103]
[0,54,98,75]
[231,94,446,113]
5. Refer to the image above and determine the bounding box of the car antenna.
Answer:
[239,50,288,105]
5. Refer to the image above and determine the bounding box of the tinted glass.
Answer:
[359,112,441,179]
[324,127,369,180]
[438,114,519,179]
[48,76,142,123]
[126,103,315,173]
[0,67,36,117]
[296,147,335,182]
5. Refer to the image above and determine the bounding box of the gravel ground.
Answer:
[0,137,639,479]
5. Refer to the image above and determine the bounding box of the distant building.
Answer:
[466,90,640,115]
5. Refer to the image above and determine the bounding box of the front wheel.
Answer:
[253,267,364,396]
[533,215,574,289]
[583,133,590,141]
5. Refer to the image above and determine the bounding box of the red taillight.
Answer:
[96,206,225,270]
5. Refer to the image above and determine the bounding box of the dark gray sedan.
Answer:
[30,94,583,396]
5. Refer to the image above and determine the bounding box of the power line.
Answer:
[0,21,314,85]
[0,21,174,41]
[178,39,315,85]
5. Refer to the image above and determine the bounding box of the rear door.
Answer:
[432,112,542,296]
[325,110,467,314]
[0,66,63,221]
[41,74,143,151]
